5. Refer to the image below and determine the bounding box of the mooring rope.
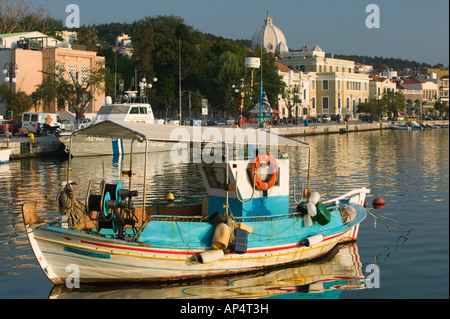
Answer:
[364,207,413,240]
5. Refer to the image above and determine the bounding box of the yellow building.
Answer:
[280,47,370,119]
[438,75,449,103]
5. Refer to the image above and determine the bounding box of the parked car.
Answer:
[216,118,226,125]
[61,119,75,132]
[74,118,93,130]
[0,119,22,135]
[361,115,374,123]
[225,117,235,125]
[192,117,207,126]
[207,118,219,126]
[307,116,318,123]
[321,115,331,122]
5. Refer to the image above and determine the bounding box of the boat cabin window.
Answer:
[129,107,139,114]
[140,107,147,114]
[97,105,130,115]
[203,167,226,189]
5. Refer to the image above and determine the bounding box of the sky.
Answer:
[35,0,449,66]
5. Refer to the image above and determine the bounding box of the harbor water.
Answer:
[0,129,448,299]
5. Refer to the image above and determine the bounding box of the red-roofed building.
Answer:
[369,75,396,100]
[401,77,438,112]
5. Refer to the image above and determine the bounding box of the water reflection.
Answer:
[0,129,448,299]
[49,243,365,299]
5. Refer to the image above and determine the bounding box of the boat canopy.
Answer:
[72,120,306,148]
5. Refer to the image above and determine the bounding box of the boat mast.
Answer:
[179,40,182,122]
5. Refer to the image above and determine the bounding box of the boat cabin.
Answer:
[199,150,290,218]
[95,103,155,123]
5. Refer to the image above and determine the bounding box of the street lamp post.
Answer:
[2,62,19,120]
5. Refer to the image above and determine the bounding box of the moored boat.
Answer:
[390,121,423,131]
[22,120,370,285]
[58,95,171,157]
[0,147,11,164]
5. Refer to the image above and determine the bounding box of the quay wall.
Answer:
[269,120,449,137]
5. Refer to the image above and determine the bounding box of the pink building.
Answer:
[0,32,105,116]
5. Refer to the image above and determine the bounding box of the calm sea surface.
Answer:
[0,129,448,299]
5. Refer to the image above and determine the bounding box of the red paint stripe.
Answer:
[80,240,197,255]
[80,230,348,256]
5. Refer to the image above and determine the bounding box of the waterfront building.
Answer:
[438,75,449,103]
[0,31,105,116]
[369,75,397,100]
[397,85,423,116]
[250,12,371,120]
[401,78,438,114]
[280,48,370,119]
[276,62,313,118]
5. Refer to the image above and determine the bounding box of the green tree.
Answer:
[203,51,245,115]
[380,90,406,117]
[132,18,155,77]
[434,101,449,116]
[0,85,33,117]
[73,25,99,51]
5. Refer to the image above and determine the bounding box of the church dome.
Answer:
[251,11,288,55]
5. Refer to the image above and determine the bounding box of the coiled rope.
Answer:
[57,184,86,229]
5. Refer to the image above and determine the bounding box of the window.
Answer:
[322,80,329,90]
[23,114,30,121]
[56,64,65,80]
[80,65,89,84]
[68,65,77,84]
[322,97,329,110]
[364,82,368,91]
[319,65,322,72]
[338,80,341,90]
[312,80,316,90]
[312,97,316,109]
[129,107,139,114]
[139,107,147,114]
[338,97,341,109]
[346,98,350,110]
[203,167,226,189]
[31,114,38,121]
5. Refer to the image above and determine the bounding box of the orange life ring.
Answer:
[251,153,279,191]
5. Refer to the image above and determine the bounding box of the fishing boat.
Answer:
[0,147,11,164]
[22,120,370,285]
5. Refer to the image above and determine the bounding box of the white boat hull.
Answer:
[27,223,361,285]
[59,134,174,157]
[0,148,11,163]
